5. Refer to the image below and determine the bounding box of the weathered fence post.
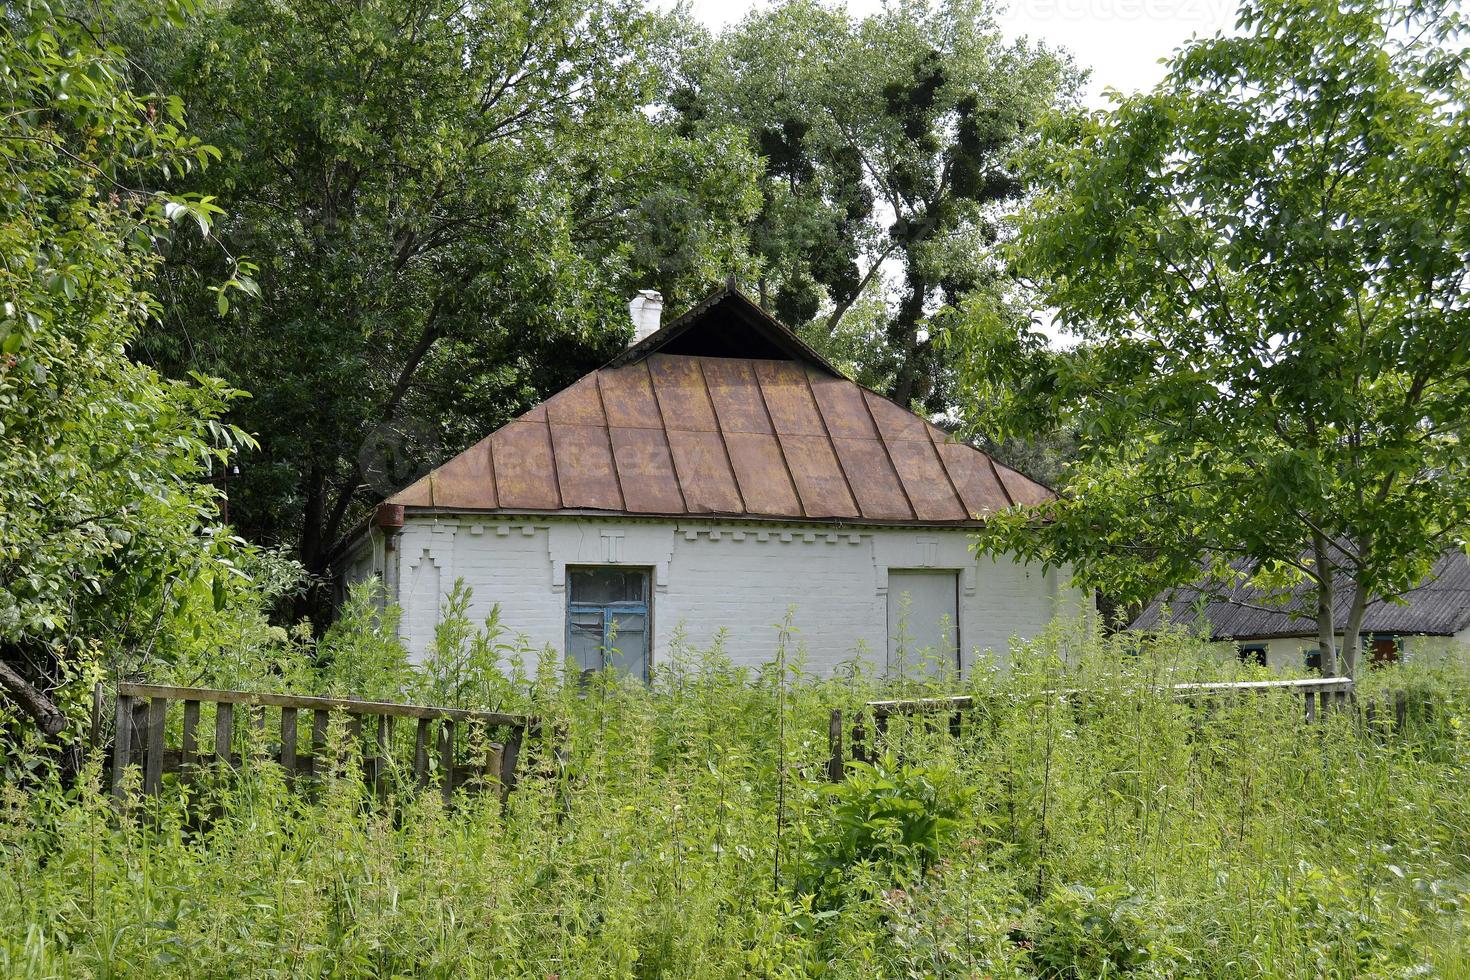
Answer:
[111,693,134,797]
[827,709,844,783]
[439,719,456,803]
[280,707,298,784]
[142,698,166,795]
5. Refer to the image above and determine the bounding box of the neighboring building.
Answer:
[1130,551,1470,670]
[337,286,1086,679]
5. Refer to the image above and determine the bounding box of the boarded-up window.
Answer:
[887,570,959,678]
[567,567,650,682]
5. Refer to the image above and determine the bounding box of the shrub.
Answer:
[803,751,976,900]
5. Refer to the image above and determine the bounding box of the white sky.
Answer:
[681,0,1240,105]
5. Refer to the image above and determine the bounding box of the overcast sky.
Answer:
[680,0,1240,105]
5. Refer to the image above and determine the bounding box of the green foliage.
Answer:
[953,0,1470,675]
[675,0,1076,410]
[414,579,528,710]
[0,618,1466,976]
[804,752,975,898]
[0,0,265,733]
[311,581,414,702]
[1030,884,1168,977]
[123,0,761,577]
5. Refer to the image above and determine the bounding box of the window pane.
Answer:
[606,612,646,680]
[568,609,604,674]
[569,568,646,604]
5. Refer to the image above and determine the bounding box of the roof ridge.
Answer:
[922,421,971,518]
[801,365,861,516]
[747,358,808,518]
[858,388,918,522]
[592,370,627,513]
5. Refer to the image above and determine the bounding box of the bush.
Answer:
[803,752,975,901]
[1029,883,1175,977]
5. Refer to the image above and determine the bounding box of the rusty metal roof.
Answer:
[1131,550,1470,638]
[387,290,1052,524]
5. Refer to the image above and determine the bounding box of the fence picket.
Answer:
[96,683,534,806]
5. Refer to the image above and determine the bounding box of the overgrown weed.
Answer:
[0,595,1466,977]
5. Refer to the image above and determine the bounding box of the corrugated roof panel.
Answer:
[543,377,605,426]
[488,420,560,510]
[779,432,859,518]
[833,437,915,519]
[935,440,1009,517]
[666,429,744,514]
[886,438,968,522]
[863,390,929,442]
[754,360,825,436]
[384,291,1058,525]
[1131,551,1470,638]
[996,461,1051,507]
[609,426,684,513]
[647,354,719,432]
[807,370,879,440]
[391,473,435,507]
[597,364,663,429]
[549,423,623,511]
[701,357,772,434]
[725,431,802,516]
[423,437,497,510]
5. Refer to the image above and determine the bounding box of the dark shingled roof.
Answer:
[1130,550,1470,638]
[386,287,1052,524]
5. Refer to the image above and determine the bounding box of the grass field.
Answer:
[1,614,1467,978]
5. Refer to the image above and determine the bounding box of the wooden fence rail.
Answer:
[829,677,1430,781]
[95,682,540,803]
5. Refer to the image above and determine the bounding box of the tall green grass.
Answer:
[0,610,1466,977]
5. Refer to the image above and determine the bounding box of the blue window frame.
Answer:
[566,567,650,682]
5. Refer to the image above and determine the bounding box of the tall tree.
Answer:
[132,0,760,583]
[0,1,253,734]
[674,0,1074,411]
[956,0,1470,675]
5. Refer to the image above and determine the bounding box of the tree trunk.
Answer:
[1340,578,1370,680]
[1310,532,1339,676]
[887,268,929,407]
[294,465,330,626]
[0,655,67,736]
[300,464,326,575]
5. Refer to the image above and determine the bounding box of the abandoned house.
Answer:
[1130,550,1470,670]
[337,286,1085,679]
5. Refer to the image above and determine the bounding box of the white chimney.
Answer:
[628,289,663,344]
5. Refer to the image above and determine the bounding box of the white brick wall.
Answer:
[354,515,1088,674]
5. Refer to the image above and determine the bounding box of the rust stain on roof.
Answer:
[387,288,1054,525]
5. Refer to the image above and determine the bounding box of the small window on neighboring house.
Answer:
[1369,634,1401,667]
[1238,644,1267,667]
[1304,647,1323,673]
[567,567,650,682]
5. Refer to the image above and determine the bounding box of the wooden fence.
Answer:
[826,676,1431,782]
[96,682,541,802]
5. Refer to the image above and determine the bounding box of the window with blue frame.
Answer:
[1238,644,1267,667]
[567,567,650,682]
